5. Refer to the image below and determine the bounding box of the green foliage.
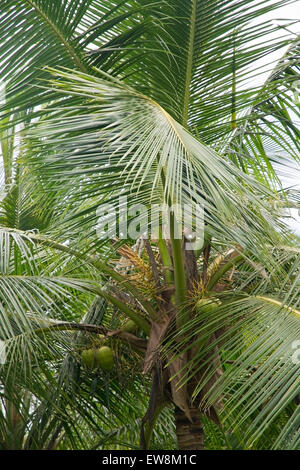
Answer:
[0,0,299,450]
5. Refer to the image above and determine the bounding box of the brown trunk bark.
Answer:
[175,406,204,450]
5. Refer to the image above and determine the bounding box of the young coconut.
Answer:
[196,298,220,314]
[121,319,139,334]
[95,346,114,371]
[81,348,95,369]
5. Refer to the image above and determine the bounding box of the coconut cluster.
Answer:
[81,346,114,371]
[80,319,139,371]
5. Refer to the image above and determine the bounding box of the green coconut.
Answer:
[121,319,138,333]
[81,348,95,369]
[95,346,114,371]
[196,298,220,314]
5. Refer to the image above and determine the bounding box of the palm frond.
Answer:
[26,68,291,259]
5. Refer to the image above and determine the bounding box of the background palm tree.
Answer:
[0,0,299,450]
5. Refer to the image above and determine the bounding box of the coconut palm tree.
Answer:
[0,0,299,450]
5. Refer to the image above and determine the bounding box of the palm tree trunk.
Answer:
[175,406,204,450]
